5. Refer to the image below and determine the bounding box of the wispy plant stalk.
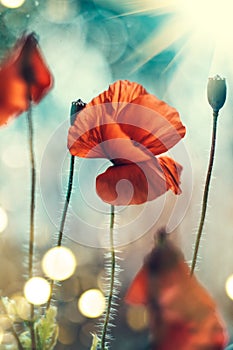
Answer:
[46,154,75,309]
[57,154,75,247]
[47,100,85,309]
[100,204,117,350]
[191,111,218,275]
[26,102,36,349]
[56,99,86,247]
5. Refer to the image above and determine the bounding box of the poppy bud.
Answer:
[70,99,86,125]
[207,75,226,113]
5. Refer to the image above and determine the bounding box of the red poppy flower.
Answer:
[125,231,228,349]
[0,33,53,126]
[68,80,186,205]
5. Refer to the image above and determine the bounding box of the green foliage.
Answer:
[90,333,101,350]
[19,307,59,350]
[34,306,59,350]
[19,331,31,350]
[1,296,18,321]
[90,333,108,350]
[1,297,58,350]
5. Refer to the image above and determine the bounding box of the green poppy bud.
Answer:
[207,75,226,113]
[70,99,86,125]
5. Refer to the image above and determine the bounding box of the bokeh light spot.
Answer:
[1,332,17,346]
[126,305,148,331]
[225,274,233,300]
[41,0,79,23]
[42,246,77,281]
[2,144,27,168]
[0,0,25,8]
[78,289,105,318]
[0,326,3,344]
[0,316,11,331]
[58,324,77,345]
[0,207,8,233]
[12,296,31,320]
[24,277,51,305]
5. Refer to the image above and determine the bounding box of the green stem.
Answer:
[47,100,85,309]
[46,154,75,309]
[101,205,116,350]
[26,104,36,349]
[57,154,75,247]
[191,111,219,275]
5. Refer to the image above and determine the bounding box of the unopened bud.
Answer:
[207,75,226,113]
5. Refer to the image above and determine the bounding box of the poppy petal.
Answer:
[0,65,29,125]
[124,267,148,305]
[68,80,148,157]
[125,235,228,349]
[20,33,53,103]
[96,157,182,205]
[68,105,152,162]
[0,33,53,126]
[68,80,185,160]
[117,93,186,155]
[68,80,185,207]
[88,80,147,107]
[158,156,182,195]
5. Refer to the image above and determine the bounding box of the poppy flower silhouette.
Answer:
[0,32,53,126]
[125,229,228,350]
[68,80,186,206]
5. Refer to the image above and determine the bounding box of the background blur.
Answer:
[0,0,233,349]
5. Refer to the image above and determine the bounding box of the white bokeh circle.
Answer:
[24,277,51,305]
[42,246,77,281]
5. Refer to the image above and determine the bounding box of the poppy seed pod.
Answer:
[207,75,226,113]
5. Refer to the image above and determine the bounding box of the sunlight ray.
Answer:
[94,0,179,16]
[127,16,188,72]
[161,39,190,75]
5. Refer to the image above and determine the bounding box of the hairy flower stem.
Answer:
[100,205,116,350]
[47,100,85,309]
[56,99,86,247]
[57,154,75,247]
[26,104,36,349]
[46,154,75,309]
[191,111,219,275]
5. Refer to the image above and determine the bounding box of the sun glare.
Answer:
[180,0,233,40]
[123,0,233,71]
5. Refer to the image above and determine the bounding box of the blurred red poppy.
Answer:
[68,80,186,205]
[125,230,228,349]
[0,32,53,126]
